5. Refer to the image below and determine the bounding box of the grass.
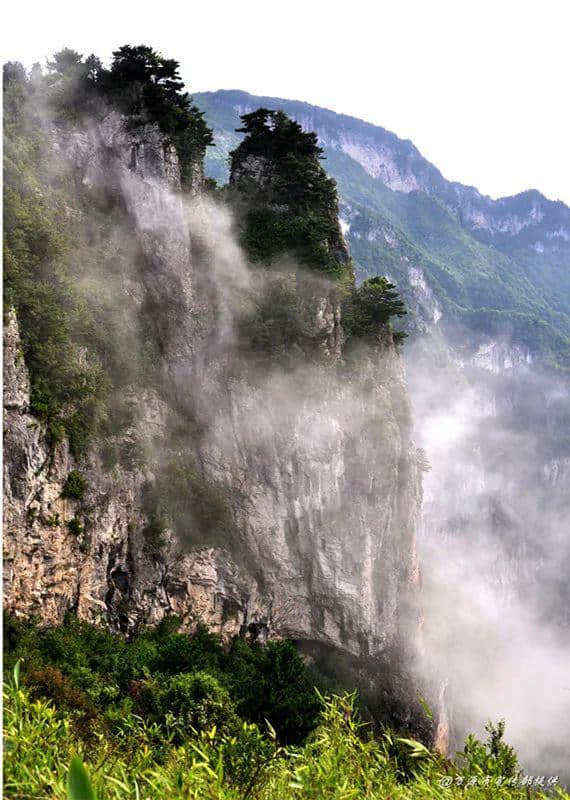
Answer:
[4,666,568,800]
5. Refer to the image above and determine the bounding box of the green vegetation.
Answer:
[343,276,407,341]
[4,614,320,747]
[67,755,96,800]
[230,109,408,361]
[67,518,84,535]
[243,209,344,273]
[230,109,351,279]
[3,51,187,456]
[61,470,88,500]
[103,45,213,188]
[4,626,566,800]
[142,456,237,554]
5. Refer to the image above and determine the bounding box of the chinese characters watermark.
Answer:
[438,775,559,788]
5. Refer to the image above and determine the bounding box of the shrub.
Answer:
[67,517,84,534]
[25,666,98,741]
[227,639,321,745]
[459,719,520,779]
[154,626,222,675]
[195,718,280,792]
[157,672,241,742]
[61,471,88,500]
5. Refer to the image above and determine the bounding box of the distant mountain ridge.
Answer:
[196,89,569,236]
[195,89,570,368]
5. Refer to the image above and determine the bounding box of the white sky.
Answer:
[3,0,569,204]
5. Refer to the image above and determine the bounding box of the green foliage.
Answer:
[229,107,407,352]
[343,276,407,340]
[231,109,350,277]
[458,719,520,779]
[151,624,222,675]
[235,108,323,161]
[3,615,321,747]
[226,639,321,745]
[25,666,98,741]
[157,671,238,740]
[5,676,564,800]
[393,329,409,346]
[13,659,21,689]
[68,517,84,535]
[61,471,88,500]
[67,756,97,800]
[239,272,318,366]
[244,210,344,272]
[105,45,213,188]
[42,49,105,123]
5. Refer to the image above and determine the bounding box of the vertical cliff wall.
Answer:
[4,111,425,726]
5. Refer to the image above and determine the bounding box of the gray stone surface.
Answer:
[3,113,424,669]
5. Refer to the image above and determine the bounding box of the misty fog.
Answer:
[407,335,570,777]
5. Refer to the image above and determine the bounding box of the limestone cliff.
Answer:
[3,112,424,720]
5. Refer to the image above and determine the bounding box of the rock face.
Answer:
[3,112,424,686]
[4,307,258,637]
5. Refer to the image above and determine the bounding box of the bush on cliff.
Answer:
[61,470,88,500]
[343,275,407,340]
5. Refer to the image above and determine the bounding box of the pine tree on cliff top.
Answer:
[230,109,349,277]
